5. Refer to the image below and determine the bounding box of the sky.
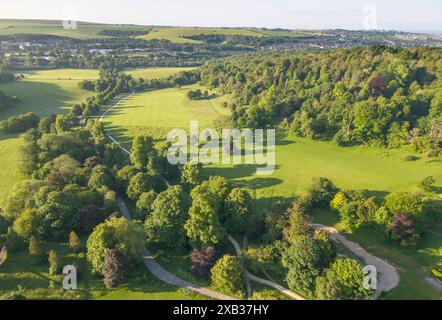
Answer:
[1,0,442,33]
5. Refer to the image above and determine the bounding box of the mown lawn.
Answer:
[102,85,230,149]
[206,136,442,205]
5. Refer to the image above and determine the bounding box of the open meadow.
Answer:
[0,239,205,300]
[0,69,98,206]
[0,19,149,39]
[137,27,265,44]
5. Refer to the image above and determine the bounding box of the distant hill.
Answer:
[0,19,441,48]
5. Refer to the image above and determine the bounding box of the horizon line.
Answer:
[0,17,441,35]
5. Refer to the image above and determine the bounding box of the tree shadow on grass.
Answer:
[234,177,283,190]
[0,80,87,120]
[204,164,281,180]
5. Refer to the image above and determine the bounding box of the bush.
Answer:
[102,249,130,289]
[190,247,216,278]
[29,236,43,262]
[211,255,244,298]
[79,205,104,233]
[389,212,420,247]
[307,177,338,207]
[48,250,59,275]
[0,245,8,267]
[419,176,436,192]
[69,231,82,253]
[431,268,442,279]
[402,154,419,161]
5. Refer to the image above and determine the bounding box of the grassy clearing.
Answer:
[0,133,25,206]
[102,85,230,149]
[18,69,100,81]
[0,70,96,119]
[0,241,202,300]
[125,67,196,79]
[138,27,264,44]
[0,69,97,207]
[206,136,442,205]
[0,19,149,39]
[251,28,320,37]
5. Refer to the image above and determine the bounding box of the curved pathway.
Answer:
[228,235,306,300]
[100,94,237,301]
[311,224,400,298]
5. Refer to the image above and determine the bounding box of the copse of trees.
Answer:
[0,112,39,133]
[86,217,144,274]
[200,47,442,153]
[330,188,438,248]
[0,90,20,112]
[0,68,16,83]
[187,89,208,100]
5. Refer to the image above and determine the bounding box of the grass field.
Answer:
[0,69,97,206]
[0,241,203,300]
[103,87,442,199]
[138,27,264,44]
[0,19,149,39]
[125,67,196,79]
[102,84,230,149]
[19,69,100,81]
[102,86,442,300]
[206,136,442,204]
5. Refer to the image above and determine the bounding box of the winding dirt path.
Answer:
[311,224,400,298]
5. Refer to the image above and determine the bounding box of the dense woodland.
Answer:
[200,46,442,153]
